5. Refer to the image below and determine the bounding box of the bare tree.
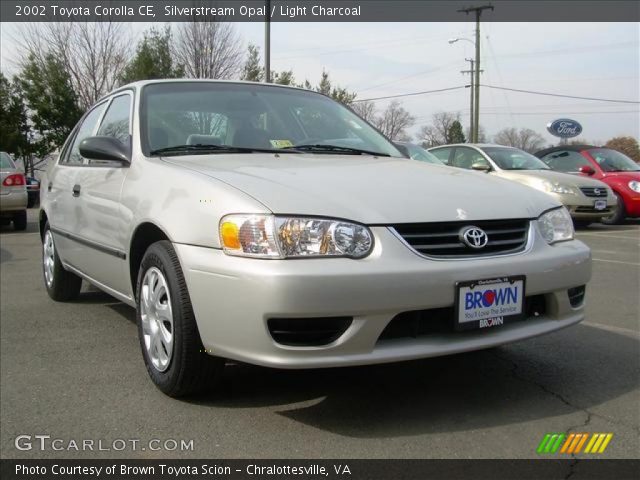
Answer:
[174,22,243,79]
[416,111,463,147]
[18,22,132,109]
[351,100,377,123]
[494,127,545,152]
[374,101,415,140]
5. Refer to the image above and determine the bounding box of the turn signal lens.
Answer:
[220,222,241,250]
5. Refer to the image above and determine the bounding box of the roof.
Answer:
[101,78,314,103]
[534,145,599,157]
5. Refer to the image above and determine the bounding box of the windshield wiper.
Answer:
[150,144,285,156]
[283,144,390,157]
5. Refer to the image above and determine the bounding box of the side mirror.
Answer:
[79,136,130,164]
[394,143,411,158]
[579,165,595,175]
[471,162,491,172]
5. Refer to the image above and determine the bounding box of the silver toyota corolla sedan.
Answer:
[40,80,591,397]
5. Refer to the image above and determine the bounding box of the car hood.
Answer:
[600,171,640,181]
[163,154,560,224]
[497,169,609,189]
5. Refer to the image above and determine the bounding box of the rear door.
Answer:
[71,92,133,293]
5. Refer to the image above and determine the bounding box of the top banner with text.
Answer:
[2,1,639,22]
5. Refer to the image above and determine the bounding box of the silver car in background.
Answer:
[0,151,28,230]
[428,144,616,225]
[40,80,591,397]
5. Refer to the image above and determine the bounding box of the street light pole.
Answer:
[458,4,494,142]
[264,0,271,82]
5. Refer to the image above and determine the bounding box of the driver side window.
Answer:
[451,147,488,169]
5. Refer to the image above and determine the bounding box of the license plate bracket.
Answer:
[454,276,526,331]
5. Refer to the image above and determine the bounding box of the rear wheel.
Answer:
[42,222,82,301]
[602,193,625,225]
[136,241,224,397]
[13,210,27,231]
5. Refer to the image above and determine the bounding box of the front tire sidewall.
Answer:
[602,193,625,225]
[136,242,194,395]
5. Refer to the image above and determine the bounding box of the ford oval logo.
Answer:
[547,118,583,139]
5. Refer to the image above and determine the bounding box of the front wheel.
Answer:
[602,193,625,225]
[42,222,82,301]
[136,241,224,397]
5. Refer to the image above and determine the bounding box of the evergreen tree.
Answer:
[120,27,183,84]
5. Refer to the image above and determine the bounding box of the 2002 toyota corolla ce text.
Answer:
[40,80,591,397]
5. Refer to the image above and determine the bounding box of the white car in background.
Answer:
[40,80,591,397]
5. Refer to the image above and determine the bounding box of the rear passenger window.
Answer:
[63,103,107,165]
[97,94,132,144]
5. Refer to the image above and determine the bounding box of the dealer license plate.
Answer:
[454,276,526,331]
[594,200,607,210]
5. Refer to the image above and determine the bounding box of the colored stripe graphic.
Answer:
[537,433,566,453]
[541,433,614,455]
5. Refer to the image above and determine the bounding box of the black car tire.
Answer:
[42,222,82,301]
[13,210,27,231]
[601,193,625,225]
[136,240,225,397]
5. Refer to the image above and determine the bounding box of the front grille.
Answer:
[391,219,530,258]
[267,317,352,346]
[580,187,607,198]
[377,295,547,342]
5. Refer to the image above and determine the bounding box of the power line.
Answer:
[354,86,467,103]
[481,85,640,104]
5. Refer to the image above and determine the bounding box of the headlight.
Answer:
[629,181,640,193]
[219,214,373,259]
[541,181,575,195]
[537,208,574,244]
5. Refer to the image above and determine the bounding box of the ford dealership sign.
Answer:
[547,118,583,138]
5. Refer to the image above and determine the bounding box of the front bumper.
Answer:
[623,194,640,217]
[175,225,591,369]
[550,192,616,219]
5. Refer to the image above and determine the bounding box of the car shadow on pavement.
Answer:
[186,324,638,438]
[0,220,39,235]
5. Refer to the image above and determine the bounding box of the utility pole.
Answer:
[264,0,271,82]
[461,59,484,142]
[458,4,494,142]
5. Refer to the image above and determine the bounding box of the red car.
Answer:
[536,145,640,224]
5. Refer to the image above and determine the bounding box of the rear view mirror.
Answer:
[579,165,595,175]
[471,162,491,172]
[79,136,131,164]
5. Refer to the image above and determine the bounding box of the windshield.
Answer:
[588,148,640,172]
[141,82,403,158]
[0,152,15,170]
[483,147,550,170]
[404,143,444,165]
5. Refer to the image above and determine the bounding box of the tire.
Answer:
[136,240,224,397]
[13,210,27,231]
[601,193,625,225]
[42,222,82,301]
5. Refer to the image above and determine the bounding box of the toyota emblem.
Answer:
[460,226,489,249]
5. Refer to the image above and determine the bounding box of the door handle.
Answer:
[72,184,81,197]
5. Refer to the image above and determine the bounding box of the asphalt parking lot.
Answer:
[1,209,638,460]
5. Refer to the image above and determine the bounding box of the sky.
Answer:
[1,21,638,145]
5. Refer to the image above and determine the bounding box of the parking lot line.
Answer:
[583,321,640,338]
[577,232,639,240]
[592,258,640,266]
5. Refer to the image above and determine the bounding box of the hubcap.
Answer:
[140,267,174,372]
[43,231,55,288]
